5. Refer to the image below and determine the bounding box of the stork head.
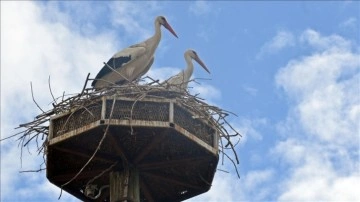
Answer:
[186,49,210,74]
[156,16,178,38]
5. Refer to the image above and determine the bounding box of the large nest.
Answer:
[5,74,242,194]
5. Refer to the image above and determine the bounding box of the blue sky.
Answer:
[1,1,359,201]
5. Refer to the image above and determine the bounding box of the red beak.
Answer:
[194,56,210,74]
[164,21,178,38]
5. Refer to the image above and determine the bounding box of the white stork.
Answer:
[164,49,210,91]
[92,16,178,89]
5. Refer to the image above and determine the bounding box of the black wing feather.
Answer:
[92,55,132,86]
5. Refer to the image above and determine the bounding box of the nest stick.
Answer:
[86,161,118,187]
[30,82,45,113]
[48,75,57,105]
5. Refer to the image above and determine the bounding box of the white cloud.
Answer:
[145,66,181,83]
[188,173,239,202]
[300,29,352,51]
[1,1,116,105]
[108,1,178,64]
[1,1,117,201]
[110,1,162,40]
[236,118,267,144]
[189,168,274,202]
[242,85,258,96]
[276,31,359,145]
[274,29,360,201]
[197,29,210,42]
[339,17,358,29]
[257,30,295,59]
[273,139,360,201]
[1,137,77,201]
[189,1,211,16]
[190,84,221,103]
[244,169,274,191]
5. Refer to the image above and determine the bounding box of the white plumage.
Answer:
[92,16,178,89]
[164,49,210,91]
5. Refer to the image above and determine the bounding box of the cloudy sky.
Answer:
[1,1,359,201]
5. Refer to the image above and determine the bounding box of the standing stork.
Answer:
[164,49,210,91]
[92,16,178,89]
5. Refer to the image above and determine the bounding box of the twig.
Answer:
[86,161,118,186]
[48,75,57,105]
[81,73,91,95]
[0,130,27,141]
[30,82,45,113]
[19,168,45,173]
[103,62,130,83]
[216,168,230,173]
[220,150,240,178]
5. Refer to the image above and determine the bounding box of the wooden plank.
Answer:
[133,132,167,164]
[53,145,116,163]
[51,168,111,182]
[107,129,128,163]
[105,119,169,128]
[174,102,216,130]
[138,157,207,170]
[49,120,169,145]
[105,96,173,103]
[173,124,217,155]
[49,121,100,145]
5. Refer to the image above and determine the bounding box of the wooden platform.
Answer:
[47,95,219,201]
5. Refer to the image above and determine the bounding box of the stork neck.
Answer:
[146,21,162,55]
[154,20,162,39]
[184,54,194,80]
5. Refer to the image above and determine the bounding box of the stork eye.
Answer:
[192,51,197,55]
[160,16,166,21]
